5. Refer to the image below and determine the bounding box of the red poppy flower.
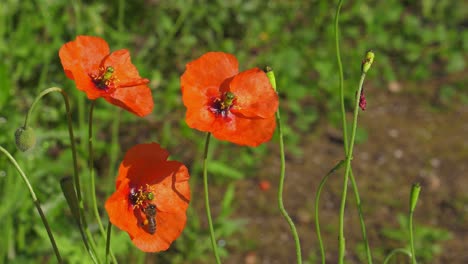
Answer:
[181,52,279,147]
[59,35,153,117]
[105,143,190,252]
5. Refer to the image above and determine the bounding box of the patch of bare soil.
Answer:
[217,83,468,263]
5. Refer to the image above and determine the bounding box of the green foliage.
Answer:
[382,214,453,263]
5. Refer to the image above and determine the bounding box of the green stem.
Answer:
[315,160,345,264]
[0,146,63,263]
[202,133,221,264]
[383,248,412,264]
[409,183,421,264]
[23,88,81,201]
[265,68,302,263]
[335,0,347,149]
[88,101,118,263]
[409,213,417,264]
[276,109,302,264]
[349,170,373,263]
[60,177,100,264]
[338,71,367,264]
[22,87,99,260]
[106,220,112,264]
[334,0,373,261]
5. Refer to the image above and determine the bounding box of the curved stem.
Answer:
[349,170,373,263]
[88,101,117,263]
[266,68,302,263]
[23,87,83,214]
[334,0,373,261]
[22,87,100,260]
[315,160,345,264]
[276,109,302,264]
[338,71,367,264]
[383,248,412,264]
[335,0,347,149]
[0,146,63,263]
[202,133,221,264]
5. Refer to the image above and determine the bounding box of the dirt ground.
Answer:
[199,78,468,263]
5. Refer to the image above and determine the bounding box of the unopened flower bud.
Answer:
[361,50,375,74]
[15,126,36,152]
[264,66,277,92]
[409,183,421,212]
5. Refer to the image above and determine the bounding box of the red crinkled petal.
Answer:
[181,52,238,109]
[229,68,279,119]
[212,115,277,147]
[58,36,110,99]
[116,143,170,188]
[105,84,154,117]
[101,49,153,116]
[106,143,191,252]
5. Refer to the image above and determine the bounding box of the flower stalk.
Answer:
[338,51,374,263]
[0,146,63,263]
[88,101,118,263]
[409,183,421,264]
[266,68,302,264]
[202,133,222,264]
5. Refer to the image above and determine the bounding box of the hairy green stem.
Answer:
[265,68,302,264]
[338,70,368,264]
[0,146,63,263]
[335,0,347,148]
[409,212,417,264]
[409,183,421,264]
[315,160,345,264]
[349,170,373,263]
[106,220,112,264]
[276,105,302,264]
[383,248,412,264]
[22,87,99,260]
[88,101,117,263]
[334,0,373,262]
[202,133,221,264]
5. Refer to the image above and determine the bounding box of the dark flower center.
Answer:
[209,91,236,117]
[129,185,154,208]
[129,185,157,234]
[90,66,117,91]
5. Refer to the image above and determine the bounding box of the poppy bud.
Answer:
[264,66,277,92]
[361,50,375,74]
[409,183,421,213]
[15,126,36,152]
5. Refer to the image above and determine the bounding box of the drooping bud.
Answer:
[15,126,36,152]
[361,50,375,74]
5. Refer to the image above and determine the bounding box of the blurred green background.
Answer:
[0,0,466,263]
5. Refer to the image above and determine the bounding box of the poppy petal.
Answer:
[212,115,277,147]
[105,84,154,117]
[230,68,278,118]
[105,180,139,234]
[58,36,110,99]
[106,143,191,253]
[181,52,238,108]
[116,143,170,188]
[102,49,147,86]
[130,210,187,252]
